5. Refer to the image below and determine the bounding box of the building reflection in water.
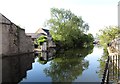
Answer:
[37,48,56,64]
[2,53,35,83]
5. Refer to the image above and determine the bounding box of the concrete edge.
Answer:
[0,13,2,84]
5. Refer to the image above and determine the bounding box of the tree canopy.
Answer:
[96,26,120,47]
[45,8,93,48]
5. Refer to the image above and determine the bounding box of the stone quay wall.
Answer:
[108,38,120,69]
[0,14,34,56]
[110,38,120,53]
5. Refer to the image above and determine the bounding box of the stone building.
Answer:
[0,14,34,57]
[26,28,56,51]
[117,1,120,51]
[118,1,120,26]
[26,28,50,41]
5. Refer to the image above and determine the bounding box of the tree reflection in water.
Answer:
[37,45,94,82]
[97,48,108,78]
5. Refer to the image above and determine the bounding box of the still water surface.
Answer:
[2,46,104,83]
[20,47,103,83]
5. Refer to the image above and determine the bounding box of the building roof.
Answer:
[26,33,37,39]
[35,28,49,35]
[26,28,50,39]
[42,28,50,35]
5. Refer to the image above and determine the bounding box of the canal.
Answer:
[2,46,104,83]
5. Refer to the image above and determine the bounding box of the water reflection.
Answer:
[37,48,56,64]
[2,53,35,83]
[37,46,94,82]
[97,48,108,78]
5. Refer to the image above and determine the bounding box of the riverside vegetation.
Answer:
[96,26,120,79]
[43,8,94,49]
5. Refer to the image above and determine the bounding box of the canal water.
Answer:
[2,46,104,83]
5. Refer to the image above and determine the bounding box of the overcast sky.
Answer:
[0,0,119,36]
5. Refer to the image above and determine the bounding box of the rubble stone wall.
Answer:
[0,14,33,57]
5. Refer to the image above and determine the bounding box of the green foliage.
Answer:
[45,8,93,48]
[97,48,108,78]
[36,35,47,45]
[97,26,120,47]
[80,33,94,47]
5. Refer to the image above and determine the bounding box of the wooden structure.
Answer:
[102,38,120,83]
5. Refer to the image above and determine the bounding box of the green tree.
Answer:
[45,8,91,48]
[80,33,94,47]
[96,26,120,48]
[35,35,47,46]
